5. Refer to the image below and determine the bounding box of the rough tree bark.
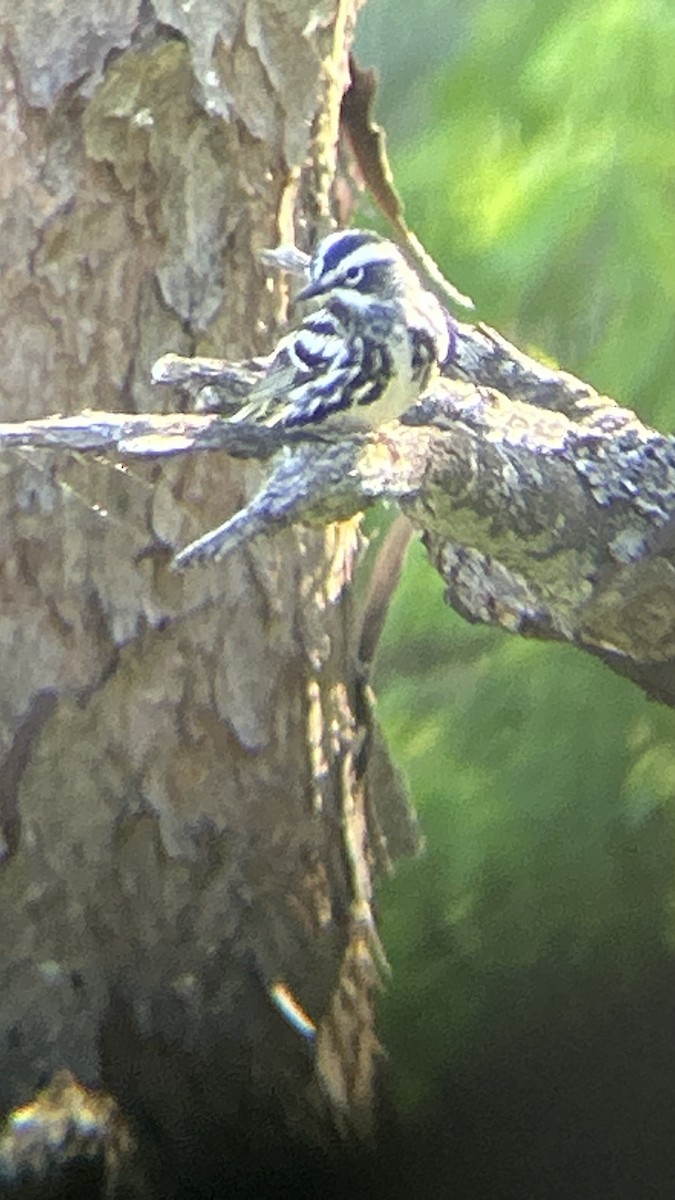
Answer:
[4,1,675,1197]
[0,2,415,1196]
[10,321,674,708]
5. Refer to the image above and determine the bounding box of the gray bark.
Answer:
[13,318,671,705]
[0,2,414,1195]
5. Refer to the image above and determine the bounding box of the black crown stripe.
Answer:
[319,230,383,276]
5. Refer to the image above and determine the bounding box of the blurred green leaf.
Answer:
[355,0,675,1124]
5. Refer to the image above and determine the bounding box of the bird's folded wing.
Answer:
[228,319,359,427]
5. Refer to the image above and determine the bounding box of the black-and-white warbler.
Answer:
[227,228,453,432]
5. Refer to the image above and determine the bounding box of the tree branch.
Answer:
[3,321,675,701]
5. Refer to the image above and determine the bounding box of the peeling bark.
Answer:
[0,2,415,1195]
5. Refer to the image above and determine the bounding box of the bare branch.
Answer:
[164,377,675,697]
[0,410,315,460]
[452,321,607,420]
[3,319,675,700]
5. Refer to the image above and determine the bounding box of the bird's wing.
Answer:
[228,311,387,428]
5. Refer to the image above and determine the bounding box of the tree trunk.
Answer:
[0,2,413,1193]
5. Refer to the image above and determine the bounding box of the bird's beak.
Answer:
[294,278,326,303]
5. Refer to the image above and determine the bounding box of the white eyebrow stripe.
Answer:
[312,233,370,272]
[325,242,400,275]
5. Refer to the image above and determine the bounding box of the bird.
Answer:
[226,228,453,433]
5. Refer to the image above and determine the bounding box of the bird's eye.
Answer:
[344,265,364,286]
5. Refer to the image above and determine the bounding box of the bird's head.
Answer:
[295,229,412,311]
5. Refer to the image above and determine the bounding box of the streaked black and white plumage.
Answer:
[228,229,452,431]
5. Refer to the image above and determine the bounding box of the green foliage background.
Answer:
[355,0,675,1132]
